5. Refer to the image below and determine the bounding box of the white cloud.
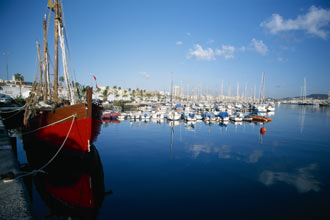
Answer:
[250,38,268,55]
[187,44,215,61]
[238,46,246,52]
[215,45,236,59]
[261,6,330,39]
[140,72,150,79]
[189,144,211,158]
[176,41,183,45]
[187,40,268,61]
[259,164,321,193]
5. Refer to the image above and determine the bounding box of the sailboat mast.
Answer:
[303,77,307,103]
[53,0,60,103]
[36,41,43,99]
[170,78,173,109]
[43,14,49,102]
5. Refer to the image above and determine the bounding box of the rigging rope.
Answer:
[12,114,76,180]
[22,114,75,136]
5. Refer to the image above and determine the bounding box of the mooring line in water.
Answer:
[21,114,76,135]
[3,114,76,182]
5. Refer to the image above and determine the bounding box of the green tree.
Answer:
[113,85,117,89]
[14,73,24,97]
[102,87,110,102]
[75,82,87,98]
[59,76,65,86]
[14,73,24,81]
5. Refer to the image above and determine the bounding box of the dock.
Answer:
[0,119,33,219]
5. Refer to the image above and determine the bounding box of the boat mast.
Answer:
[259,72,265,104]
[303,77,307,103]
[53,0,60,103]
[170,79,173,109]
[36,41,43,99]
[43,14,49,102]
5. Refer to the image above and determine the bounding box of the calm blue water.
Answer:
[18,104,330,219]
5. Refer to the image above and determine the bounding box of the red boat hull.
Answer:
[31,117,101,152]
[23,102,102,153]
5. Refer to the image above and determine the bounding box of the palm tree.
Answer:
[59,76,65,87]
[75,82,87,98]
[14,73,24,81]
[102,87,110,102]
[14,73,24,97]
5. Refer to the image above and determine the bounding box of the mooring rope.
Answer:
[0,104,26,115]
[22,114,76,136]
[11,114,76,180]
[0,105,27,121]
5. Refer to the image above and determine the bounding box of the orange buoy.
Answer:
[260,127,267,134]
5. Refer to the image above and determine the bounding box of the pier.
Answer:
[0,118,32,219]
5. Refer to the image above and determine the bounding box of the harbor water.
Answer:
[16,104,330,219]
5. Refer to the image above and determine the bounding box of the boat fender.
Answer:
[1,171,15,183]
[260,127,266,134]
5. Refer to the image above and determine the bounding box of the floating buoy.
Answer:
[260,127,267,134]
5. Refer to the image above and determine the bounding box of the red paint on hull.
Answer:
[32,117,101,152]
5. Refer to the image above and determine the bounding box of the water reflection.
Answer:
[299,106,306,133]
[259,164,321,193]
[102,119,120,127]
[187,144,264,164]
[25,145,106,219]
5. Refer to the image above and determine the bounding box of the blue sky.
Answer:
[1,0,330,98]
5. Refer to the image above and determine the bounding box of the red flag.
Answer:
[92,74,98,89]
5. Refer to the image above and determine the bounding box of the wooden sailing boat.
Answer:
[23,0,102,153]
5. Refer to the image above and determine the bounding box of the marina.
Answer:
[2,103,328,219]
[1,0,330,219]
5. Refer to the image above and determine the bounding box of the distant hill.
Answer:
[307,94,328,99]
[281,94,328,100]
